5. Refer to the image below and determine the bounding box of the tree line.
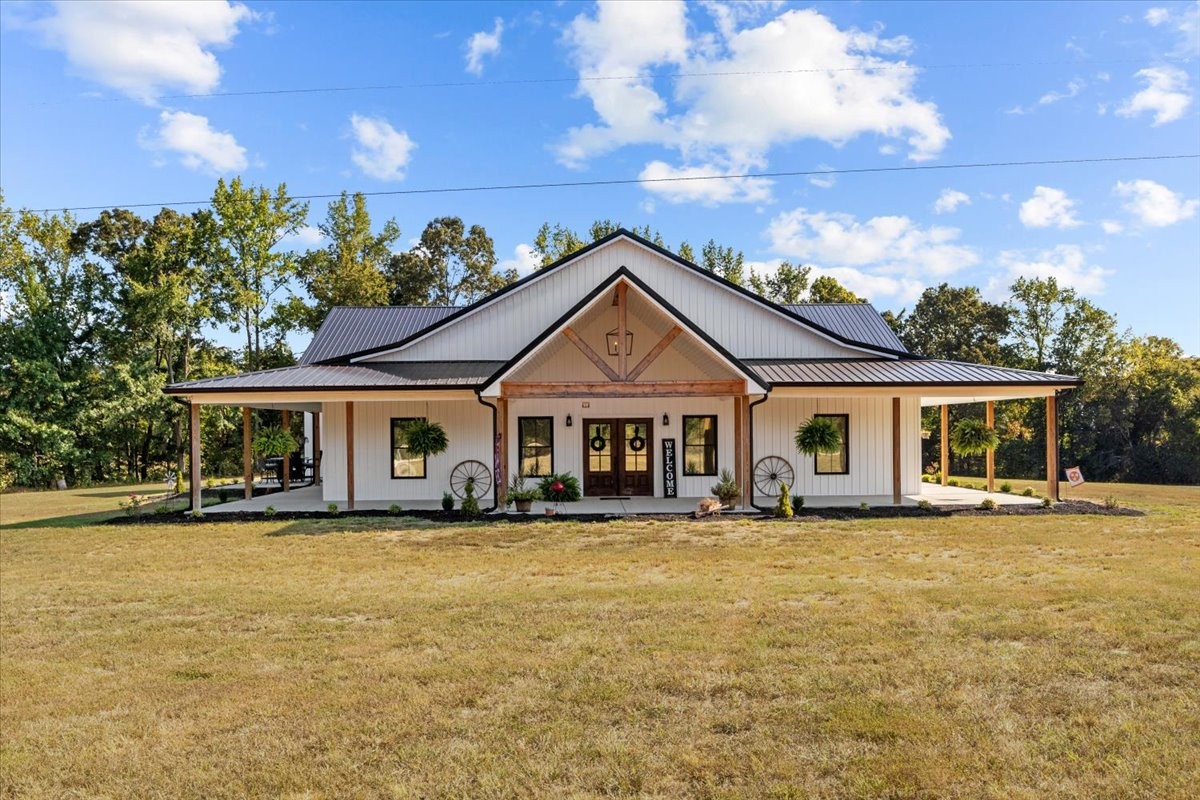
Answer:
[1,181,1196,489]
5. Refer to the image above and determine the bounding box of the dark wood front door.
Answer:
[583,418,653,497]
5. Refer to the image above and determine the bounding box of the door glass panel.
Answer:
[624,422,647,472]
[587,422,612,473]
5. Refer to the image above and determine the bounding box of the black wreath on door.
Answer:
[628,430,646,452]
[590,435,607,452]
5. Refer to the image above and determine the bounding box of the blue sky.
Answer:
[3,0,1198,354]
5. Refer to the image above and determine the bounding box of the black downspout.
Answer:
[475,392,500,512]
[748,393,770,512]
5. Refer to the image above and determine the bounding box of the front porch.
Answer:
[202,482,1043,515]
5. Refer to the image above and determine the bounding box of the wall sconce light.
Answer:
[605,328,634,356]
[662,413,669,426]
[565,414,573,427]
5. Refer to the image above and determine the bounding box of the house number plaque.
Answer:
[662,438,677,498]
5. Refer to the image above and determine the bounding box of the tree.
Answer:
[533,222,586,267]
[388,217,515,306]
[678,241,695,262]
[1008,276,1077,371]
[901,283,1012,363]
[198,178,309,371]
[284,192,400,331]
[808,275,866,304]
[749,261,811,304]
[700,239,745,285]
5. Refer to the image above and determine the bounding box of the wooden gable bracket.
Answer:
[626,325,683,381]
[563,326,620,382]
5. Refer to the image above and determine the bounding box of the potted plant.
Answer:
[538,472,581,515]
[794,416,843,458]
[506,473,541,513]
[252,426,299,459]
[950,418,1000,457]
[710,468,740,507]
[402,419,449,458]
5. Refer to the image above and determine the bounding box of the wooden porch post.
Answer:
[189,402,202,513]
[281,410,291,492]
[312,408,322,485]
[345,402,355,510]
[892,397,902,505]
[242,407,253,500]
[733,396,744,509]
[496,397,508,507]
[985,401,996,493]
[1046,393,1059,501]
[939,404,949,485]
[616,281,628,380]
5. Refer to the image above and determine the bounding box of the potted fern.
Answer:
[795,417,842,457]
[402,419,449,458]
[950,418,1000,457]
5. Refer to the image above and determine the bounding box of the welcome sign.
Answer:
[662,439,677,498]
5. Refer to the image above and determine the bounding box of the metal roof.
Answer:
[298,306,459,364]
[167,361,506,393]
[783,303,908,353]
[746,358,1080,387]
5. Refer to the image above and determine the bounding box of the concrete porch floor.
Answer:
[203,481,1042,514]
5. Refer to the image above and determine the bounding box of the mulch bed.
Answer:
[106,499,1142,525]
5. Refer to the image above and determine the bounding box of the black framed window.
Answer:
[518,416,554,477]
[814,414,849,475]
[390,418,427,479]
[683,415,718,476]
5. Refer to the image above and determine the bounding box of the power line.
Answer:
[29,154,1200,214]
[35,57,1166,105]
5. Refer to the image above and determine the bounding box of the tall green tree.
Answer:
[749,261,811,304]
[901,283,1012,363]
[700,239,745,285]
[198,178,309,371]
[388,217,515,306]
[808,275,866,304]
[281,192,400,331]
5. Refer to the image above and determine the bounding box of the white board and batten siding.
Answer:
[753,396,922,499]
[320,400,492,503]
[361,239,868,364]
[507,396,735,498]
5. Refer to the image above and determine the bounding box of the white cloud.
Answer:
[1143,3,1200,57]
[348,114,416,181]
[765,207,978,299]
[557,3,949,204]
[1100,220,1125,234]
[499,242,542,276]
[28,0,253,103]
[139,110,247,173]
[933,189,970,214]
[1007,78,1085,115]
[746,257,924,304]
[1116,66,1192,125]
[1114,179,1200,226]
[638,158,773,205]
[1019,186,1082,229]
[465,17,504,76]
[1145,7,1172,26]
[992,245,1112,296]
[808,164,837,189]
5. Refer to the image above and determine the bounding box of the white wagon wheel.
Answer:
[753,456,794,497]
[449,459,492,499]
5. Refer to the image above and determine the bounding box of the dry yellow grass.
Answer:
[2,484,1198,798]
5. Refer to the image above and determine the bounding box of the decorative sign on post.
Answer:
[662,438,677,498]
[493,433,502,494]
[1064,466,1085,487]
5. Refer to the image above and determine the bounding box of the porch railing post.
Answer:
[189,402,202,514]
[1046,393,1059,500]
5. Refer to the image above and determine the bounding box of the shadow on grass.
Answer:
[1,510,123,530]
[265,515,491,537]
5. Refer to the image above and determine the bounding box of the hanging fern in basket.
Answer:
[794,417,843,455]
[950,418,999,456]
[402,419,449,458]
[252,426,299,457]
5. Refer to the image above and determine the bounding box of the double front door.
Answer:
[583,418,654,497]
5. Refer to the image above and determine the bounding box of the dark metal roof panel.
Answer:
[167,361,505,393]
[782,303,908,353]
[299,306,461,364]
[746,358,1080,386]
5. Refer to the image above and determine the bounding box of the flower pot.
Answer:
[515,499,532,513]
[544,507,556,517]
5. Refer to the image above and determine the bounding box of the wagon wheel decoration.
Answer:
[753,456,794,497]
[449,459,493,499]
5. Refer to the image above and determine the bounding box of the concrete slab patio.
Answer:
[202,482,1042,514]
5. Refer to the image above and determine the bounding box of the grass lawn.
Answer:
[2,484,1198,798]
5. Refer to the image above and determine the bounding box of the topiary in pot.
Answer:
[794,417,843,456]
[950,418,999,457]
[402,420,449,458]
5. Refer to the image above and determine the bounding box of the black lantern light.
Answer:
[605,328,633,356]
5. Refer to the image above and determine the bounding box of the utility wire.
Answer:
[34,57,1168,105]
[29,154,1200,213]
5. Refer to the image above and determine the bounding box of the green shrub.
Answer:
[921,474,932,483]
[263,505,276,517]
[1042,497,1053,508]
[947,479,959,487]
[999,482,1013,493]
[774,482,794,518]
[978,498,997,511]
[327,502,339,516]
[950,418,999,456]
[917,499,933,511]
[538,473,582,503]
[442,492,455,512]
[189,509,203,519]
[791,494,804,510]
[1104,495,1119,509]
[218,488,229,503]
[859,502,870,511]
[461,482,482,518]
[388,503,402,515]
[1021,487,1035,497]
